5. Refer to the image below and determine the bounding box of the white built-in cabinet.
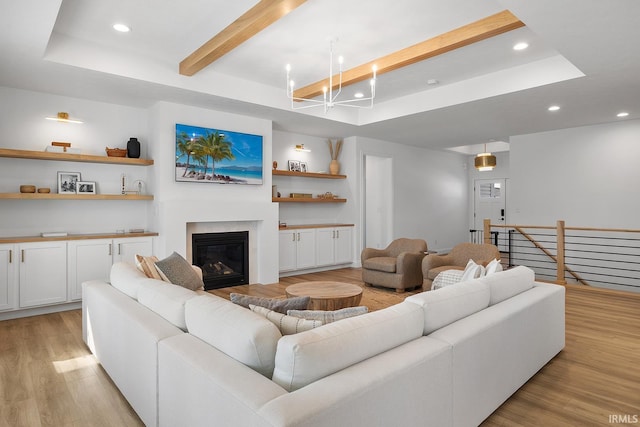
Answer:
[67,236,153,300]
[0,235,154,317]
[279,229,316,272]
[18,241,68,308]
[279,225,354,273]
[315,226,353,267]
[0,244,16,311]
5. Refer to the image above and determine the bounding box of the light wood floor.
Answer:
[1,268,638,426]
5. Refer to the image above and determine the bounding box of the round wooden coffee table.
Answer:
[285,281,363,310]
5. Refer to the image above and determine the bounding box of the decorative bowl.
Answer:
[37,188,51,193]
[105,147,127,157]
[20,185,36,193]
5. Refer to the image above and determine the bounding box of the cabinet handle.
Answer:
[292,232,296,242]
[8,249,12,263]
[21,249,25,263]
[108,244,112,256]
[118,244,122,255]
[336,230,340,239]
[297,232,301,241]
[332,230,335,238]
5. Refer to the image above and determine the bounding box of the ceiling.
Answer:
[1,0,639,154]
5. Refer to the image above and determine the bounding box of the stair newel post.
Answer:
[556,220,566,284]
[483,218,492,244]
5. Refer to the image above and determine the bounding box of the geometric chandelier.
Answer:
[286,40,377,114]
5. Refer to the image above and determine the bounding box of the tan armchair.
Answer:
[422,242,500,291]
[361,238,428,293]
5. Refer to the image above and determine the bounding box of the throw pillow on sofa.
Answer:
[230,293,310,314]
[250,305,322,335]
[287,306,368,323]
[154,252,205,291]
[135,254,163,280]
[461,259,485,281]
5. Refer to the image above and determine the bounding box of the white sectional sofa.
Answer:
[82,262,565,427]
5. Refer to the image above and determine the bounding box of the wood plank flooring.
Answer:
[0,268,638,426]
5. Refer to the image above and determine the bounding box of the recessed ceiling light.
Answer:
[354,92,364,99]
[513,42,529,51]
[113,23,131,33]
[548,105,561,112]
[617,112,629,118]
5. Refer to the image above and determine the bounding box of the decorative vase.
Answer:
[127,137,140,158]
[329,159,340,175]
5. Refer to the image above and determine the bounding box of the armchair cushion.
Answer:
[362,257,397,273]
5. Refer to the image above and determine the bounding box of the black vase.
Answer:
[127,137,140,158]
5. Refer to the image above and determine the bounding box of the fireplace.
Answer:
[192,231,249,290]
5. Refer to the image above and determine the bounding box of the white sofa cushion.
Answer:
[406,279,490,335]
[137,279,199,331]
[110,261,147,299]
[272,301,425,392]
[479,265,535,305]
[185,295,282,378]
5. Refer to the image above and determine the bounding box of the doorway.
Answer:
[474,178,507,250]
[364,155,393,250]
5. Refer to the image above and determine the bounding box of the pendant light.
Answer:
[475,144,496,171]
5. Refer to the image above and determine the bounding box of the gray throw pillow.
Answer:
[154,252,204,291]
[230,293,310,314]
[287,306,368,323]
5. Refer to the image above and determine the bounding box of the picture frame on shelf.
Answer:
[300,162,308,173]
[77,181,96,194]
[288,160,301,172]
[57,171,81,194]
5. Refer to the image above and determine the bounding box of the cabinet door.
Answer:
[113,237,153,264]
[334,227,353,265]
[0,244,17,311]
[295,229,316,270]
[315,228,336,267]
[19,241,67,308]
[68,239,113,301]
[279,231,297,272]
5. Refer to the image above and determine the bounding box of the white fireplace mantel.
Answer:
[154,199,279,285]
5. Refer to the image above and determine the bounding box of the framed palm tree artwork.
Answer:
[175,124,263,185]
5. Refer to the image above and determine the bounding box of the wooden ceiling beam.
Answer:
[293,10,525,100]
[180,0,307,76]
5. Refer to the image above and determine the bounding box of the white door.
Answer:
[474,179,507,249]
[114,237,153,264]
[364,155,393,249]
[68,239,113,301]
[0,244,16,311]
[315,228,335,267]
[279,230,297,272]
[295,229,316,270]
[19,241,67,308]
[334,227,353,264]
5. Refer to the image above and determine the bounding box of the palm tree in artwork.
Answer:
[200,131,235,177]
[176,132,197,177]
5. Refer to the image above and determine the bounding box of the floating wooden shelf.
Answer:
[0,193,153,200]
[0,232,159,244]
[272,169,346,179]
[0,148,154,166]
[273,197,346,203]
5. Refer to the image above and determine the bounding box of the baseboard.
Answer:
[0,301,82,321]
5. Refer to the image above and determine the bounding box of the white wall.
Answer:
[355,137,469,253]
[0,86,150,237]
[510,119,640,228]
[148,101,279,284]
